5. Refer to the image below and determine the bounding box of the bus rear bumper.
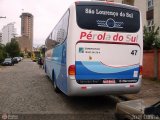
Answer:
[66,76,142,96]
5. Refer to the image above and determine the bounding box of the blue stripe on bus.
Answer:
[49,41,67,94]
[75,61,139,80]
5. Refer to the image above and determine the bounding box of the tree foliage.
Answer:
[0,44,7,63]
[143,26,160,50]
[5,38,20,58]
[39,46,46,58]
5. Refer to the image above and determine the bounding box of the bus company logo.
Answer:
[79,47,84,53]
[97,18,124,29]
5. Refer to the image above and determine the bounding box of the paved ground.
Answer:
[0,59,117,120]
[123,79,160,100]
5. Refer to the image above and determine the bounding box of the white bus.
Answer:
[45,1,143,96]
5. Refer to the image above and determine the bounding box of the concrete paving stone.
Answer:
[123,79,160,100]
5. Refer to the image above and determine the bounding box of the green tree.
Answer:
[0,44,7,63]
[143,26,160,50]
[5,38,20,58]
[27,52,31,58]
[20,52,24,57]
[40,45,46,58]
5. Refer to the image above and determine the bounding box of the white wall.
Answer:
[2,23,16,45]
[0,32,2,44]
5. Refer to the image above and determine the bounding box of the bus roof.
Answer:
[75,1,139,11]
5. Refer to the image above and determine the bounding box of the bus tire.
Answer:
[52,71,60,93]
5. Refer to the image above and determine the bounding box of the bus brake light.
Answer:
[68,65,75,75]
[81,86,87,90]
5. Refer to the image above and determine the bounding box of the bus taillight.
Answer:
[139,66,143,75]
[68,65,75,75]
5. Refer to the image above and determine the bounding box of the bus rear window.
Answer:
[76,5,140,33]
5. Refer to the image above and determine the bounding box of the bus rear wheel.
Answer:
[53,80,60,93]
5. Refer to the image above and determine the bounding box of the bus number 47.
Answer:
[131,50,137,55]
